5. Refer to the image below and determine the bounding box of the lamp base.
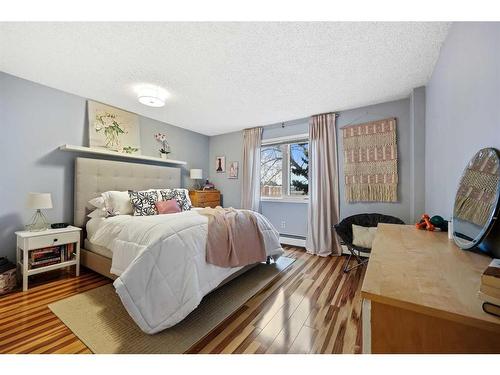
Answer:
[26,209,50,231]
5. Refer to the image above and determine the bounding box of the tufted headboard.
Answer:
[74,157,181,228]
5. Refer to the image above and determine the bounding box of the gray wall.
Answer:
[0,72,209,260]
[209,96,422,237]
[337,98,414,224]
[208,131,243,208]
[425,22,500,217]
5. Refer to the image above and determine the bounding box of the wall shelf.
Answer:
[59,144,187,165]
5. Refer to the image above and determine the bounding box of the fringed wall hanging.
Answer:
[342,117,398,202]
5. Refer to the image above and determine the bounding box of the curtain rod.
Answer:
[312,112,339,118]
[243,112,339,131]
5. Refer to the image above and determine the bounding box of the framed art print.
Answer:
[228,161,238,179]
[88,100,141,154]
[216,156,225,173]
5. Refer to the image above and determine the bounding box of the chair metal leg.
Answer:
[343,247,368,273]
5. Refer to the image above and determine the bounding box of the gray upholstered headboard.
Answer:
[74,157,181,228]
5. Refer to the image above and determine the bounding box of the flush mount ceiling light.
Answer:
[137,86,169,107]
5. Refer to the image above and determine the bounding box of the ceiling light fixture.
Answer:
[137,86,168,108]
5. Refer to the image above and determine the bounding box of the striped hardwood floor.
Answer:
[0,246,366,354]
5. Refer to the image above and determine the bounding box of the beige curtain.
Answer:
[241,127,263,211]
[306,113,341,256]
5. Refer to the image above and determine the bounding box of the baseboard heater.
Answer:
[279,234,306,247]
[279,235,370,257]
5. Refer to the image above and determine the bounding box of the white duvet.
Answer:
[87,209,283,334]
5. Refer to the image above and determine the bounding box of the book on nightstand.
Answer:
[478,259,500,318]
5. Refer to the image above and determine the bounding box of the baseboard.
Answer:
[280,238,370,257]
[279,236,306,247]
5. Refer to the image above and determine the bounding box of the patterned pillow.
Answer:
[128,190,159,216]
[158,189,192,211]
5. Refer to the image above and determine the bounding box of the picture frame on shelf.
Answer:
[87,100,141,155]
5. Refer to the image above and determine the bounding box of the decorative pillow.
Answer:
[352,224,378,249]
[128,190,159,216]
[158,189,192,211]
[155,199,181,214]
[102,191,134,216]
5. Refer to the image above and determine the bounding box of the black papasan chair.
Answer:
[334,213,405,273]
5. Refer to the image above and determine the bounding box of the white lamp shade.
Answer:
[190,169,203,179]
[26,193,53,209]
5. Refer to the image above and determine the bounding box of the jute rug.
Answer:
[49,256,295,354]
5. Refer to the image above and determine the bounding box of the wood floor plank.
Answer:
[0,246,366,354]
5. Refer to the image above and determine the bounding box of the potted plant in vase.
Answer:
[155,133,171,159]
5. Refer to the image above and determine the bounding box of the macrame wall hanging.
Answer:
[342,117,398,203]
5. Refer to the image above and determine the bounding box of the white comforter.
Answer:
[87,209,283,334]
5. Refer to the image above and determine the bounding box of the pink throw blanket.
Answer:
[198,207,267,268]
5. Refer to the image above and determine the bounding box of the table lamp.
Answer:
[26,192,52,231]
[190,169,203,189]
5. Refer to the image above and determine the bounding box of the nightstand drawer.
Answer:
[25,231,79,250]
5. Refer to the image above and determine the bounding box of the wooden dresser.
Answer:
[361,224,500,354]
[189,190,221,208]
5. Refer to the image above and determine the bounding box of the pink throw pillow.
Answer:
[155,199,181,214]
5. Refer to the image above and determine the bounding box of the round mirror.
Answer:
[453,148,500,257]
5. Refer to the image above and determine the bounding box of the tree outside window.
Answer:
[260,139,309,199]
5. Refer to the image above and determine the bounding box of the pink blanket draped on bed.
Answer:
[198,207,267,268]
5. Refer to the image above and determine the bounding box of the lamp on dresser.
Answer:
[190,168,203,189]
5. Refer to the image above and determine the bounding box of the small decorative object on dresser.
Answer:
[189,190,221,208]
[15,226,81,291]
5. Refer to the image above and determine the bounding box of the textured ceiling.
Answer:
[0,22,450,136]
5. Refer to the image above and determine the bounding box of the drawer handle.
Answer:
[53,238,58,242]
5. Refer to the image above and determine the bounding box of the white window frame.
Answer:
[260,133,309,203]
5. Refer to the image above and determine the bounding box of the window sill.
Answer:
[261,198,308,204]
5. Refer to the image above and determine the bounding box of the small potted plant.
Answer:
[155,133,171,159]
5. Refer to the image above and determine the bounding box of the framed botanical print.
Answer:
[87,100,141,154]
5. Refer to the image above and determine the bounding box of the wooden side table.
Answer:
[15,226,81,291]
[189,190,221,208]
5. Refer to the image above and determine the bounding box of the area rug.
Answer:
[49,256,295,354]
[342,117,398,202]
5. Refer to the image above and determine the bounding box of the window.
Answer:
[260,136,309,200]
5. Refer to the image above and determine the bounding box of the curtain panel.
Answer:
[306,113,341,256]
[241,127,263,211]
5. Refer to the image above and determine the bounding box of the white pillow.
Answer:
[352,224,378,249]
[101,191,133,215]
[87,208,108,218]
[88,196,105,210]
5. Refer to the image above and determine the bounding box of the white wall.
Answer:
[425,22,500,217]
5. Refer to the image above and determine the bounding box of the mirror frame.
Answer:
[452,147,500,251]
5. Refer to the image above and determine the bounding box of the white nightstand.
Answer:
[15,226,81,291]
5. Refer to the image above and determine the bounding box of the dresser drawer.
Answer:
[24,231,80,250]
[197,200,220,208]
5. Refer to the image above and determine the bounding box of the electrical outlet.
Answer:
[280,221,286,229]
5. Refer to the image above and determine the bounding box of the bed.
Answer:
[74,157,283,334]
